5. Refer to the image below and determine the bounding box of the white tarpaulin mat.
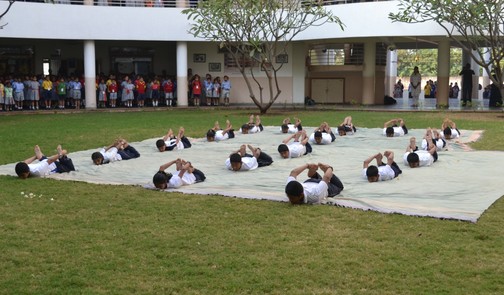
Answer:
[1,127,502,223]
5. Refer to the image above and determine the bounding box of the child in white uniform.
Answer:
[284,162,344,204]
[153,158,206,189]
[15,145,75,179]
[281,117,303,134]
[240,115,263,134]
[206,120,235,142]
[225,144,273,171]
[278,130,312,159]
[383,118,408,137]
[337,116,357,136]
[92,138,140,165]
[362,151,402,182]
[440,118,461,140]
[156,127,192,152]
[308,122,335,145]
[403,136,438,168]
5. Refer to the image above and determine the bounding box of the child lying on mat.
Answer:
[308,122,336,145]
[225,144,273,172]
[277,130,312,159]
[440,118,461,140]
[421,128,446,151]
[337,116,357,136]
[362,151,402,182]
[152,158,206,189]
[403,136,438,168]
[156,127,192,152]
[240,115,263,134]
[284,162,344,205]
[15,144,75,179]
[281,117,303,134]
[91,138,140,165]
[383,118,408,137]
[206,120,235,142]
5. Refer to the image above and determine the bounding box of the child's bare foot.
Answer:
[249,114,254,123]
[239,144,246,156]
[255,115,261,125]
[214,121,220,130]
[409,137,417,149]
[34,145,43,159]
[226,120,231,128]
[247,144,261,157]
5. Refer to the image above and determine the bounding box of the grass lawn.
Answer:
[1,108,504,294]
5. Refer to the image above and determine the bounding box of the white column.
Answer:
[362,41,376,105]
[176,41,188,107]
[471,49,480,99]
[385,49,397,97]
[84,40,96,109]
[292,43,306,104]
[437,40,450,108]
[482,49,491,91]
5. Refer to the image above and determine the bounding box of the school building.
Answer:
[0,0,486,109]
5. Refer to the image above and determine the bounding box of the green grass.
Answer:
[1,108,504,294]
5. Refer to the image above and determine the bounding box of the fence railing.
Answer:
[7,0,390,8]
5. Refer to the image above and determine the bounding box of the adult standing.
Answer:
[410,66,422,107]
[459,63,475,107]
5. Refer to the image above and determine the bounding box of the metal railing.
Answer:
[8,0,390,8]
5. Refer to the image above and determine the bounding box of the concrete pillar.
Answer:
[292,43,306,104]
[176,41,188,107]
[471,50,480,99]
[436,40,450,108]
[385,49,397,97]
[84,40,96,109]
[482,49,491,89]
[362,41,376,105]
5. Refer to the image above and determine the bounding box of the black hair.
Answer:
[241,124,249,130]
[277,144,289,153]
[285,181,304,203]
[366,165,379,177]
[337,126,346,134]
[281,124,289,133]
[15,162,30,177]
[230,153,242,163]
[91,152,104,162]
[155,139,165,149]
[314,131,322,138]
[206,129,216,138]
[153,171,172,188]
[406,152,419,164]
[443,127,452,137]
[385,127,394,136]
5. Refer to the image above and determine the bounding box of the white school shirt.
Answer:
[28,160,57,177]
[440,128,460,139]
[225,156,258,171]
[421,138,446,151]
[280,124,298,134]
[100,147,122,163]
[403,151,434,167]
[165,139,186,150]
[382,126,405,137]
[240,125,261,134]
[361,165,395,181]
[286,142,306,158]
[286,176,328,204]
[214,130,229,141]
[168,172,197,188]
[308,132,333,145]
